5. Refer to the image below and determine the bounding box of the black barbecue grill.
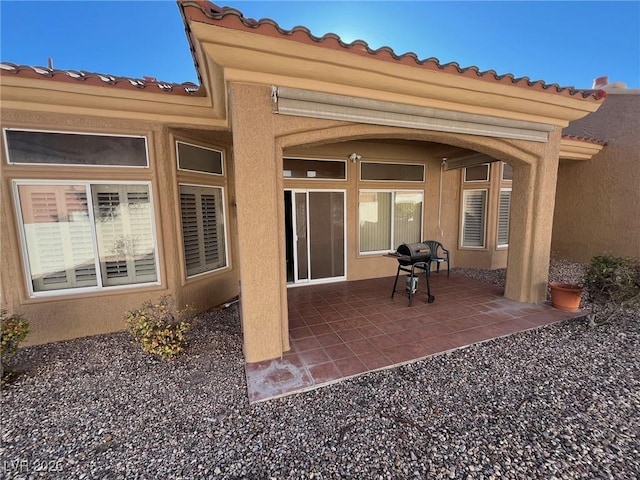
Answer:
[391,242,435,306]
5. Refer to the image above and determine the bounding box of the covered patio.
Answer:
[245,274,585,403]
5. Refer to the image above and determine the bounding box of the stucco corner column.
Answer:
[505,130,562,303]
[228,83,289,362]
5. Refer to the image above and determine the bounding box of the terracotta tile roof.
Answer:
[561,134,607,146]
[0,62,203,96]
[179,0,606,103]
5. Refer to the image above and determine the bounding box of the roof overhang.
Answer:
[559,137,606,160]
[181,1,605,131]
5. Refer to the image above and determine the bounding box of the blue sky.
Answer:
[1,1,639,89]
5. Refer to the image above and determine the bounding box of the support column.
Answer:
[228,83,288,362]
[505,130,562,303]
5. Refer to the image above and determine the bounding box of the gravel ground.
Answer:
[1,260,639,479]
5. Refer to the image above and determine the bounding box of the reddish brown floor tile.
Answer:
[323,343,354,360]
[303,314,326,326]
[298,347,331,367]
[293,336,322,352]
[246,275,585,403]
[308,361,341,383]
[367,334,399,350]
[358,351,392,370]
[308,323,335,336]
[334,356,368,376]
[381,345,417,364]
[315,332,344,347]
[356,324,385,338]
[346,338,378,355]
[336,328,364,343]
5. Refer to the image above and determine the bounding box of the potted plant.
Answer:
[549,281,584,312]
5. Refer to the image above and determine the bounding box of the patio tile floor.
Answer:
[245,274,586,403]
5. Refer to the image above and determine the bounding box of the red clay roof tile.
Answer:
[560,134,607,146]
[179,0,606,103]
[0,62,203,96]
[1,1,607,105]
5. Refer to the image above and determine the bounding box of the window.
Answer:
[464,164,490,182]
[4,129,148,167]
[176,141,223,175]
[461,189,487,248]
[360,162,424,182]
[502,162,513,181]
[497,189,511,247]
[15,182,158,295]
[179,185,227,276]
[283,158,346,179]
[359,190,423,253]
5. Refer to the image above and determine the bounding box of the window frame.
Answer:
[463,163,490,182]
[359,161,425,183]
[12,179,161,298]
[178,183,230,279]
[460,188,488,249]
[282,156,347,181]
[3,128,149,168]
[358,189,424,255]
[176,140,224,177]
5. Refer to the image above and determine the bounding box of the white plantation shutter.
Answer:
[18,185,97,292]
[462,189,487,247]
[92,184,157,286]
[497,189,511,246]
[180,185,226,276]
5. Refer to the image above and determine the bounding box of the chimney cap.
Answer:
[592,76,608,89]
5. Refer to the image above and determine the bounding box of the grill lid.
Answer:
[396,242,431,264]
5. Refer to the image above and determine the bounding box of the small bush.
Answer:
[583,255,640,325]
[125,295,193,359]
[1,310,30,379]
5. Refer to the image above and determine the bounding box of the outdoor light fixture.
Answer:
[349,153,362,162]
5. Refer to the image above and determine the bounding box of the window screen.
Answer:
[361,162,424,181]
[177,142,223,175]
[283,158,346,179]
[5,130,148,166]
[464,164,490,182]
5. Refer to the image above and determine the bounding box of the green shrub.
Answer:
[125,295,193,359]
[583,255,640,325]
[1,310,30,379]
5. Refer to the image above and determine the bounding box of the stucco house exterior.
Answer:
[1,1,615,363]
[553,80,639,262]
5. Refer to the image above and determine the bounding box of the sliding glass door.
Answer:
[285,190,346,284]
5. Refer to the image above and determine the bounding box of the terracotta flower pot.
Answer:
[549,282,583,312]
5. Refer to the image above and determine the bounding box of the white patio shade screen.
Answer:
[462,189,487,247]
[273,87,554,142]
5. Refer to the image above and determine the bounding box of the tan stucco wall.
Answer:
[226,82,565,361]
[553,93,640,262]
[0,110,239,345]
